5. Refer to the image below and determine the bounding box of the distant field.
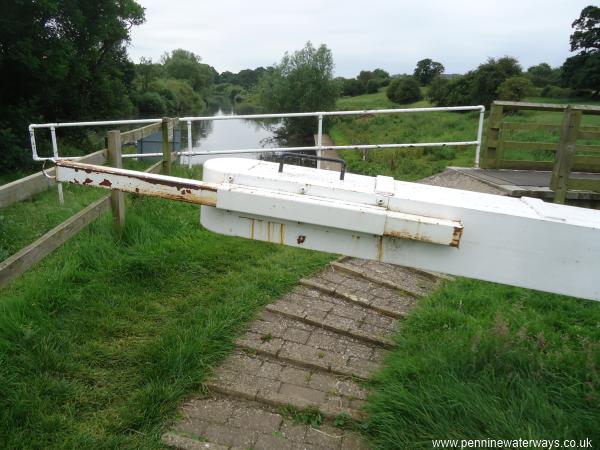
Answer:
[330,91,600,179]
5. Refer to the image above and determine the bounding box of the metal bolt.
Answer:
[377,199,384,206]
[227,175,234,183]
[300,187,306,194]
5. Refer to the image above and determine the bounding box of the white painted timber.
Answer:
[202,158,600,301]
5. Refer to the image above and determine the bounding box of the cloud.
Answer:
[128,0,590,76]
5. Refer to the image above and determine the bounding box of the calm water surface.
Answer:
[184,106,279,166]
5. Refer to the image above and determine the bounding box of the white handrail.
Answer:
[28,106,486,167]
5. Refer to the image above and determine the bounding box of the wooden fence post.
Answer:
[107,130,125,233]
[482,102,504,169]
[550,107,582,204]
[162,117,172,175]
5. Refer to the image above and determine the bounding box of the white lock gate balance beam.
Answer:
[55,158,600,301]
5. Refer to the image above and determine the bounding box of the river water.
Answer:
[181,103,316,167]
[184,105,280,165]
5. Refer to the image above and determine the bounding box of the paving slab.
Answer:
[164,396,369,450]
[205,351,366,419]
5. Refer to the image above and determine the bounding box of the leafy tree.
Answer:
[257,42,339,138]
[413,59,445,85]
[386,77,423,104]
[496,76,535,101]
[216,67,271,89]
[562,6,600,95]
[341,78,364,96]
[366,79,381,93]
[0,0,145,173]
[136,57,164,91]
[469,57,522,106]
[161,49,214,94]
[569,5,600,52]
[136,91,167,115]
[526,63,561,87]
[428,76,450,105]
[356,69,390,91]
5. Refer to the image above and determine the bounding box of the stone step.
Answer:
[300,278,407,319]
[335,258,444,297]
[236,310,386,379]
[312,266,419,318]
[339,255,453,282]
[163,395,368,450]
[204,352,367,420]
[265,287,397,349]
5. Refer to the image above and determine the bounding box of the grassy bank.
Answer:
[0,165,333,449]
[1,160,152,261]
[329,91,480,181]
[330,91,600,180]
[362,279,600,449]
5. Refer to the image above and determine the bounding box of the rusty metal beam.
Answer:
[55,160,218,206]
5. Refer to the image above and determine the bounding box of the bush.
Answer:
[366,79,380,94]
[428,57,523,107]
[496,76,535,101]
[428,76,450,105]
[386,77,423,104]
[342,78,364,96]
[540,85,569,98]
[148,78,205,113]
[136,91,166,115]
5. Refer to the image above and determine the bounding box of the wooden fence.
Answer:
[0,149,107,208]
[482,101,600,203]
[0,118,177,288]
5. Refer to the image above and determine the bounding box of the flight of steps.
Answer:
[162,257,445,450]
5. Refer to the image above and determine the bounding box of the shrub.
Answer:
[366,79,380,94]
[342,78,364,96]
[428,76,450,105]
[496,76,535,101]
[386,77,423,104]
[136,91,166,115]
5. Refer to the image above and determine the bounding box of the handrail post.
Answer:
[317,114,323,169]
[550,106,582,204]
[107,130,125,234]
[482,102,504,169]
[50,126,64,205]
[474,107,485,168]
[162,117,171,175]
[187,120,193,169]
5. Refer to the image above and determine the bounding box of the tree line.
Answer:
[1,3,597,176]
[374,6,599,108]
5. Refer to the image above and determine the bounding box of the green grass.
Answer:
[0,165,333,449]
[0,159,157,261]
[363,279,600,449]
[0,184,106,260]
[330,93,600,178]
[330,92,479,181]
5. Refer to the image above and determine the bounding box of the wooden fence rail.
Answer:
[481,101,600,203]
[0,118,176,288]
[0,149,106,208]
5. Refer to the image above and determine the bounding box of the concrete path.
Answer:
[314,134,343,172]
[162,255,446,450]
[450,167,600,201]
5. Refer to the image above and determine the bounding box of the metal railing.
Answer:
[28,105,486,168]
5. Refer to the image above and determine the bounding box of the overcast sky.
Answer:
[128,0,592,77]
